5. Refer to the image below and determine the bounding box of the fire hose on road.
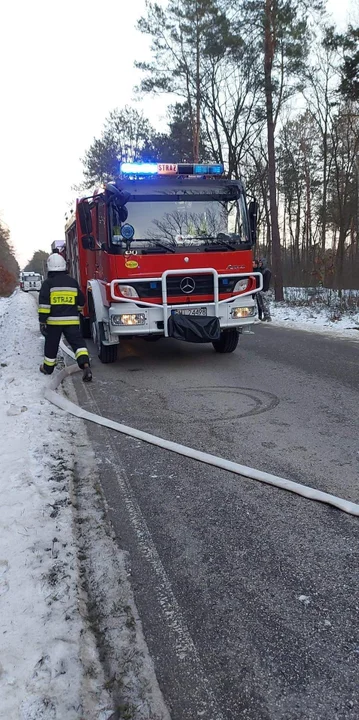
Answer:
[41,340,359,518]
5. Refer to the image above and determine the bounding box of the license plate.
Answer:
[175,307,207,316]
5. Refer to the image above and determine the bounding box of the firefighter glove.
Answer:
[40,323,48,337]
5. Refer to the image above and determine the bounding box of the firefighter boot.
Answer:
[40,364,53,375]
[82,365,92,382]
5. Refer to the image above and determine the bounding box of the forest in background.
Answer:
[79,0,359,297]
[0,222,19,297]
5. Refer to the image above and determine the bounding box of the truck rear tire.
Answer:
[212,329,239,354]
[92,317,117,364]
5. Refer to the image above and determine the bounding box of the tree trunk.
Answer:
[261,179,271,254]
[264,0,284,301]
[322,124,328,252]
[193,6,201,163]
[305,163,312,252]
[295,200,301,265]
[335,229,347,290]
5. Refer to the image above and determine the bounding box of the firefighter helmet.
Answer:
[47,253,66,272]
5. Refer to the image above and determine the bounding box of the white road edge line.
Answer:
[43,340,359,518]
[58,341,226,719]
[97,409,226,718]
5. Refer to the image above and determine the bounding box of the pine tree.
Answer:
[240,0,325,300]
[23,250,49,276]
[136,0,237,161]
[81,107,154,187]
[143,103,209,162]
[80,103,207,185]
[331,25,359,101]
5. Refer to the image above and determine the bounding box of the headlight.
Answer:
[111,313,146,326]
[231,307,255,318]
[233,278,248,292]
[118,284,139,298]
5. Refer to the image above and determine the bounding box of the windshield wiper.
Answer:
[179,234,232,248]
[129,239,176,253]
[208,232,243,251]
[204,239,237,251]
[152,241,176,253]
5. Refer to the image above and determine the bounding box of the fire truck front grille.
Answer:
[128,275,239,299]
[167,274,214,296]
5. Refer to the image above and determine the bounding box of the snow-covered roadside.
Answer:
[268,300,359,338]
[0,290,113,719]
[0,291,170,720]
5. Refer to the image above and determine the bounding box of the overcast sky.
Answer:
[0,0,351,267]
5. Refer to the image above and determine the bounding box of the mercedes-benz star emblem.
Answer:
[180,277,196,294]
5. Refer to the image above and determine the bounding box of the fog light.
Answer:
[231,307,254,318]
[111,313,146,326]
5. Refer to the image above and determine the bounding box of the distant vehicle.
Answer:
[21,272,42,292]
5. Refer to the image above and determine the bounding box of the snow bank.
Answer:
[0,290,170,720]
[270,303,359,336]
[265,289,359,337]
[283,286,359,304]
[0,291,113,718]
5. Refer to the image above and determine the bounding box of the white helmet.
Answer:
[47,253,66,272]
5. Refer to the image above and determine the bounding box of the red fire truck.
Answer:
[64,162,262,363]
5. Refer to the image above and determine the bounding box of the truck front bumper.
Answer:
[106,268,261,341]
[108,299,257,337]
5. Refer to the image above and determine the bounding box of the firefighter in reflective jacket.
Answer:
[38,253,92,382]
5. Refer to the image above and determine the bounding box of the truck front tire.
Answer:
[91,317,117,364]
[212,329,239,354]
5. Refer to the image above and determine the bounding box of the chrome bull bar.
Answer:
[110,268,263,337]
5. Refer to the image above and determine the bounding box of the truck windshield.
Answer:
[109,181,250,252]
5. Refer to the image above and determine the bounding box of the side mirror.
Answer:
[248,199,258,245]
[105,184,131,207]
[81,235,96,250]
[78,201,93,235]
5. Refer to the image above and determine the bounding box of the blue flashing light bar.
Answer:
[120,162,225,176]
[193,164,223,175]
[121,162,158,175]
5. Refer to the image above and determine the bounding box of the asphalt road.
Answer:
[72,325,359,720]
